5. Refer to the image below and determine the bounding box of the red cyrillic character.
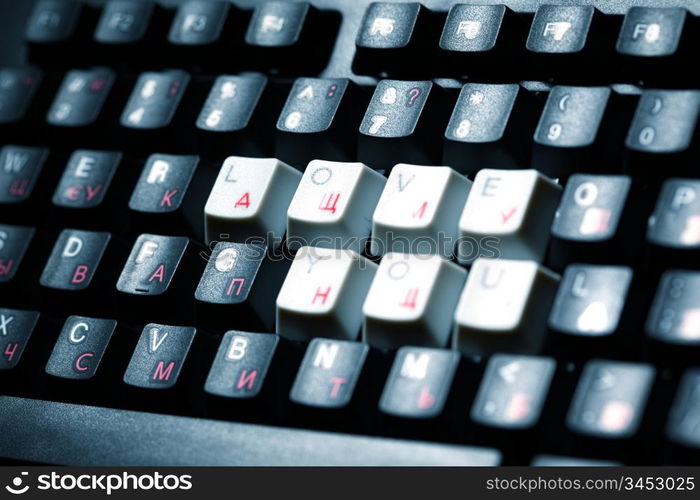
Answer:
[399,288,419,310]
[329,376,346,398]
[0,259,14,276]
[152,360,175,381]
[412,201,428,219]
[318,193,340,214]
[312,286,331,305]
[71,265,89,284]
[236,369,257,390]
[148,264,165,282]
[160,189,178,207]
[234,192,251,208]
[4,343,18,362]
[226,277,245,296]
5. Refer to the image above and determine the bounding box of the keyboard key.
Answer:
[439,4,507,53]
[204,156,301,247]
[246,1,310,47]
[25,0,82,43]
[358,80,446,168]
[116,234,188,296]
[471,354,555,429]
[453,258,559,356]
[549,265,632,337]
[196,74,267,133]
[0,308,39,370]
[276,77,360,166]
[195,242,287,331]
[666,369,700,449]
[549,174,634,269]
[648,179,700,249]
[205,331,278,399]
[617,7,686,57]
[40,229,110,291]
[52,150,121,208]
[0,225,35,283]
[646,270,700,345]
[370,163,471,258]
[443,83,534,174]
[356,2,422,50]
[168,0,229,46]
[363,253,466,349]
[94,0,154,44]
[128,153,198,214]
[276,246,377,341]
[290,338,367,408]
[286,160,385,253]
[526,5,595,54]
[531,455,620,466]
[47,68,114,127]
[379,346,459,419]
[45,315,116,379]
[0,146,48,204]
[0,67,43,124]
[120,70,189,129]
[566,360,654,438]
[123,323,196,389]
[457,169,561,264]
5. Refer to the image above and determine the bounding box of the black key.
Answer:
[566,359,654,439]
[471,354,555,429]
[123,323,196,389]
[624,90,700,177]
[526,5,595,54]
[275,77,362,167]
[442,83,535,174]
[379,347,459,419]
[667,369,700,449]
[531,86,619,178]
[244,2,335,75]
[548,265,632,338]
[549,174,637,269]
[358,79,446,169]
[194,242,287,331]
[168,0,229,46]
[94,0,154,44]
[0,68,43,124]
[290,338,368,408]
[120,70,190,130]
[646,270,700,347]
[0,308,39,370]
[52,150,121,209]
[353,2,436,78]
[39,229,110,291]
[45,315,116,379]
[127,153,203,239]
[0,145,48,205]
[25,0,82,43]
[437,5,526,79]
[205,331,278,399]
[46,67,114,127]
[0,225,35,284]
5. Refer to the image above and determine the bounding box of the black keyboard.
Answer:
[1,0,700,466]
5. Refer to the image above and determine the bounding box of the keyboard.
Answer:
[1,0,700,466]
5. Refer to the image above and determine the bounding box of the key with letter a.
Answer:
[453,258,559,356]
[276,246,377,341]
[204,156,301,248]
[363,253,466,350]
[457,169,561,264]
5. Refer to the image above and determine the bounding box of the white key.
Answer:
[286,160,386,253]
[276,246,377,341]
[457,169,561,264]
[370,164,471,258]
[363,253,467,349]
[453,258,559,355]
[204,156,301,247]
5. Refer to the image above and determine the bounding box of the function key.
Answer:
[94,0,155,44]
[646,270,700,346]
[457,169,561,264]
[617,7,686,57]
[123,323,196,390]
[526,5,595,54]
[0,308,40,370]
[566,359,654,439]
[0,225,35,284]
[45,315,116,380]
[0,68,43,125]
[120,70,190,130]
[0,146,48,206]
[290,338,367,409]
[379,347,459,419]
[168,0,230,46]
[25,0,83,43]
[276,247,377,342]
[362,253,466,350]
[205,331,279,400]
[471,354,555,429]
[354,2,437,77]
[244,2,337,75]
[46,68,114,128]
[453,258,560,356]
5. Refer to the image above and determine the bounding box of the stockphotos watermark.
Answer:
[2,470,192,496]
